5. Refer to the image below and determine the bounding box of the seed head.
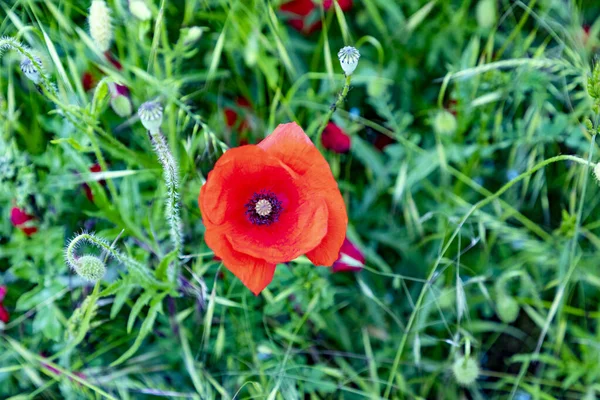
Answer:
[20,56,43,84]
[73,255,106,282]
[89,0,113,52]
[138,101,164,133]
[337,46,360,76]
[433,110,457,136]
[452,356,480,386]
[129,0,152,21]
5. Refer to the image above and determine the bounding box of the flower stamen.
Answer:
[245,191,282,225]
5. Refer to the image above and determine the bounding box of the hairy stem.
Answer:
[315,74,352,149]
[149,130,182,283]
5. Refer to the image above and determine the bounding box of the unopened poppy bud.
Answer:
[332,237,364,272]
[109,83,132,117]
[433,110,457,136]
[73,255,106,282]
[476,0,497,30]
[20,56,43,84]
[138,101,163,133]
[496,293,519,323]
[337,46,360,76]
[452,356,480,386]
[89,0,113,52]
[129,0,151,21]
[183,26,203,45]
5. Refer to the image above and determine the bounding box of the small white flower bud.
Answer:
[452,356,480,386]
[20,56,43,84]
[433,110,457,136]
[73,255,106,282]
[337,46,360,76]
[129,0,152,21]
[183,26,203,45]
[89,0,113,52]
[138,101,164,133]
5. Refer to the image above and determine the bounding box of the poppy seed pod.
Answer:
[73,255,106,282]
[89,0,113,52]
[452,356,480,386]
[496,293,519,323]
[20,56,43,84]
[433,110,457,136]
[338,46,360,76]
[138,101,164,133]
[129,0,152,21]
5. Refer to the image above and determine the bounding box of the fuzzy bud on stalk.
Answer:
[183,27,203,45]
[89,0,113,52]
[138,101,164,133]
[20,56,43,84]
[496,293,519,323]
[337,46,360,76]
[73,255,106,282]
[452,356,480,386]
[109,83,132,117]
[433,110,457,136]
[129,0,152,21]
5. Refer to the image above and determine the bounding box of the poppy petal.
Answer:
[0,304,9,323]
[205,228,276,295]
[259,123,348,266]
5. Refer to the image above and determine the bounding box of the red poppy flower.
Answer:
[280,0,352,34]
[225,97,251,130]
[332,237,364,272]
[10,207,37,236]
[83,164,106,202]
[0,286,9,323]
[82,72,96,91]
[199,122,348,294]
[322,122,351,153]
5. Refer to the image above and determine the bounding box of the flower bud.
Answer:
[433,110,457,136]
[89,0,113,52]
[183,26,203,45]
[337,46,360,76]
[20,56,43,84]
[452,356,480,386]
[496,294,519,324]
[138,101,164,133]
[129,0,151,21]
[73,255,106,282]
[476,0,497,30]
[332,237,364,272]
[109,83,132,117]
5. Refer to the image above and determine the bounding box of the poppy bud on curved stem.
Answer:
[452,355,480,386]
[65,232,165,287]
[138,101,182,283]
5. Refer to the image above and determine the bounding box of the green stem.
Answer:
[382,153,595,399]
[315,74,352,149]
[149,130,182,283]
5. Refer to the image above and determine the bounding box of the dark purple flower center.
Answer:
[245,190,282,226]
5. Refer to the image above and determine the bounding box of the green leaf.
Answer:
[127,291,154,333]
[33,304,63,341]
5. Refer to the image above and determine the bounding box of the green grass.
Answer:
[2,0,600,399]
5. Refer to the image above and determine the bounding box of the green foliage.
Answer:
[2,0,600,399]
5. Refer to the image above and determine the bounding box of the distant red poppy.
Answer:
[224,97,252,136]
[322,122,351,153]
[83,164,106,202]
[10,207,37,236]
[280,0,352,34]
[373,134,395,151]
[332,237,364,272]
[199,122,348,294]
[0,286,9,323]
[82,72,96,91]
